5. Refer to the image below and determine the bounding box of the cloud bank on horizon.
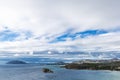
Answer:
[0,0,120,53]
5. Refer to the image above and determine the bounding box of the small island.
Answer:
[42,68,54,73]
[63,59,120,71]
[6,60,27,64]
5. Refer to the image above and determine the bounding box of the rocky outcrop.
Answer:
[6,60,27,64]
[42,68,54,73]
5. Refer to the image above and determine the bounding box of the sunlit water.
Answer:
[0,64,120,80]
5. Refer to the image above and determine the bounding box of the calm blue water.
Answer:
[0,64,120,80]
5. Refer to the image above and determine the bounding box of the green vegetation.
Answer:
[64,61,120,71]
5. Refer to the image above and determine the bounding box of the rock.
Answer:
[42,68,54,73]
[7,60,27,64]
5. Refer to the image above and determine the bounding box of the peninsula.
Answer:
[63,59,120,71]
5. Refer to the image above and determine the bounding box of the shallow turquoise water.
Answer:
[0,64,120,80]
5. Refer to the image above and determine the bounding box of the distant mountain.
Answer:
[0,50,120,64]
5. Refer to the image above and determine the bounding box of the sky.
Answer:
[0,0,120,58]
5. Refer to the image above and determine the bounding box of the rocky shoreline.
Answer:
[63,59,120,71]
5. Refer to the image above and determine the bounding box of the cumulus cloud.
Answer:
[0,0,119,56]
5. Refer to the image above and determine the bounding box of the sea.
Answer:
[0,64,120,80]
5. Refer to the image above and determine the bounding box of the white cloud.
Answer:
[0,0,119,54]
[0,0,119,34]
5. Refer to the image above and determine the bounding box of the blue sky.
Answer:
[50,29,108,43]
[0,0,120,58]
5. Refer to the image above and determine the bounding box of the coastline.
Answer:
[63,59,120,71]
